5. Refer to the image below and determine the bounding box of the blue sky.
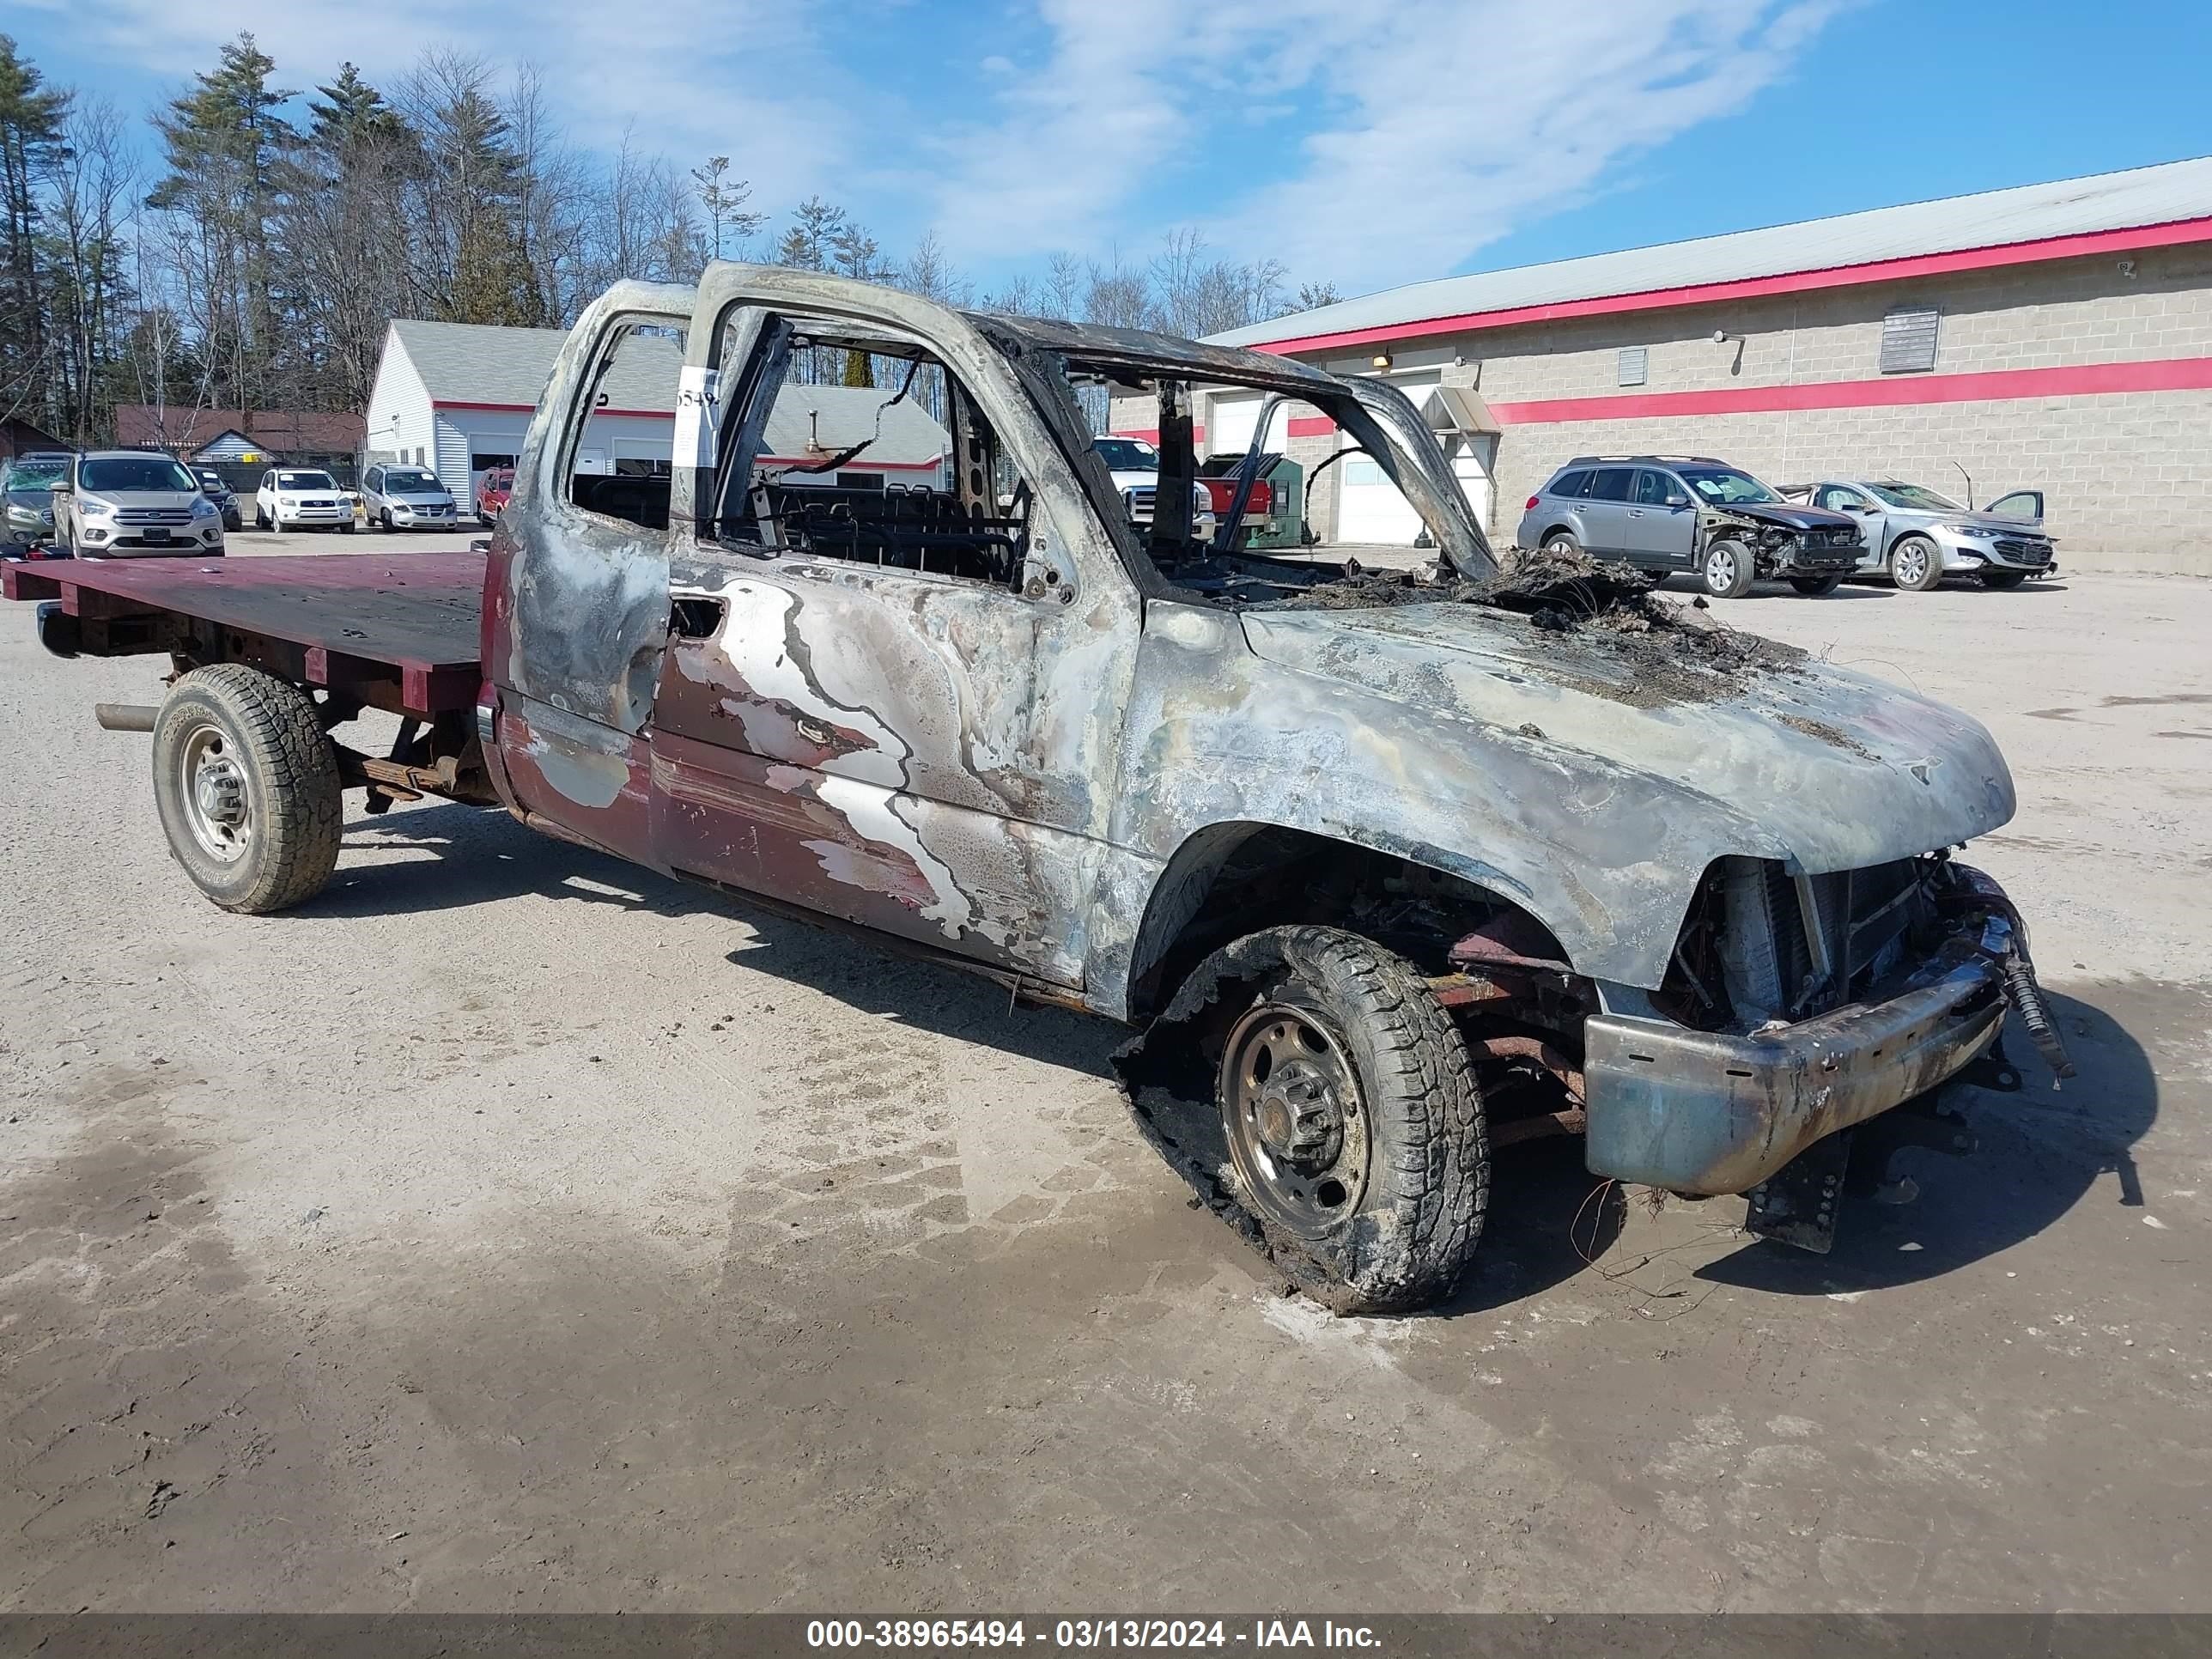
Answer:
[7,0,2209,301]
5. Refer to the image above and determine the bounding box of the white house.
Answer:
[364,319,950,507]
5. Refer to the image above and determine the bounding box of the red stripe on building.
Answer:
[1486,355,2212,424]
[1243,217,2212,356]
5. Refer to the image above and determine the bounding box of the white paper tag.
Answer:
[673,364,720,469]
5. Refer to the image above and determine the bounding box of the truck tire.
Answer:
[1789,574,1844,596]
[1889,534,1942,592]
[1700,538,1754,598]
[1213,927,1487,1314]
[151,665,343,914]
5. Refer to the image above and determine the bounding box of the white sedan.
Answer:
[253,468,357,533]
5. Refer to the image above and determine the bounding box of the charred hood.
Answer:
[1235,596,2014,879]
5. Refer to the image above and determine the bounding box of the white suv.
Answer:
[254,468,356,533]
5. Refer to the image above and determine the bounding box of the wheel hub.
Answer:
[194,757,246,825]
[1219,1000,1370,1239]
[1253,1059,1344,1170]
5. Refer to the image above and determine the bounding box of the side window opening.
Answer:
[563,319,687,532]
[710,314,1027,592]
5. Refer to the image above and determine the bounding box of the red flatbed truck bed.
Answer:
[2,550,485,717]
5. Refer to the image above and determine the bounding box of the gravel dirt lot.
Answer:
[2,561,2207,1613]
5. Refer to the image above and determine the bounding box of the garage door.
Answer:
[1335,373,1438,545]
[1205,392,1287,462]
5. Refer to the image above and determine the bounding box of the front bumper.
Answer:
[1938,530,2057,574]
[1771,541,1863,576]
[1582,889,2015,1194]
[277,505,351,524]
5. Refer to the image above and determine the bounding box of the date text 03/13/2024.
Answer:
[805,1620,1382,1649]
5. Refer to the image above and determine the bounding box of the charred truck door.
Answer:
[645,269,1143,994]
[488,281,697,864]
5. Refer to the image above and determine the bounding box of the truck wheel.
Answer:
[1790,574,1844,596]
[1700,538,1754,598]
[1889,534,1942,592]
[1215,927,1487,1314]
[151,665,343,914]
[1979,568,2027,590]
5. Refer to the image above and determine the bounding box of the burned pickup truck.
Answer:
[5,266,2066,1312]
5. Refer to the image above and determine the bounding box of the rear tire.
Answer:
[1790,574,1844,596]
[1890,534,1942,592]
[1700,538,1754,598]
[150,665,343,914]
[1212,927,1487,1314]
[1979,568,2027,590]
[1540,530,1579,556]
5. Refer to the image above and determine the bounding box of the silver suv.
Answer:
[52,450,227,559]
[1516,454,1863,598]
[362,464,459,532]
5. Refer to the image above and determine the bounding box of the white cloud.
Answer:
[29,0,861,218]
[21,0,1851,297]
[920,0,1852,291]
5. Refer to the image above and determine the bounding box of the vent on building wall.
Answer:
[1880,307,1941,374]
[1617,346,1648,387]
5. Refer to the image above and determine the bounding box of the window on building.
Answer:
[1880,307,1941,374]
[1617,346,1648,387]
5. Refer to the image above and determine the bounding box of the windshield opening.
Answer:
[1675,465,1779,506]
[1052,349,1494,608]
[386,469,441,491]
[80,456,200,494]
[1868,481,1961,511]
[277,471,337,490]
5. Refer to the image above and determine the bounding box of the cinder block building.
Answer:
[1148,158,2212,568]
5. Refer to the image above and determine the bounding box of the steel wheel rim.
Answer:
[1706,546,1737,591]
[1219,1000,1369,1239]
[178,721,252,862]
[1896,543,1929,586]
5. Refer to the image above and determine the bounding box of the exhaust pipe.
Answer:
[94,702,159,732]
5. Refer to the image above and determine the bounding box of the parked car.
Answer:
[253,467,356,533]
[474,465,514,525]
[1094,434,1218,544]
[1778,478,2057,591]
[362,464,460,532]
[194,468,245,532]
[51,450,227,558]
[3,451,73,555]
[1517,455,1864,598]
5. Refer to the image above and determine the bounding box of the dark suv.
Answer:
[1516,455,1864,597]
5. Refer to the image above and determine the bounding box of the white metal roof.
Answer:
[1210,156,2212,348]
[761,386,948,466]
[387,319,682,410]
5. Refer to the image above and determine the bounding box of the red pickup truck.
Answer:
[3,267,2062,1312]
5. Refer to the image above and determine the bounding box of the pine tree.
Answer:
[0,36,70,421]
[148,33,296,416]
